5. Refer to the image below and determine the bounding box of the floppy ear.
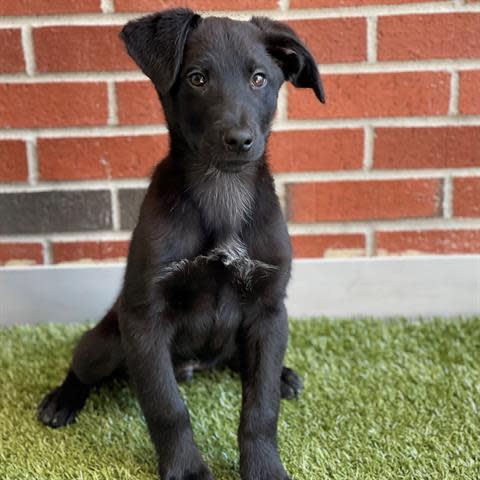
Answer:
[251,17,325,104]
[120,8,201,94]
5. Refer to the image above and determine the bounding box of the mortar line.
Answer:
[0,179,148,193]
[276,84,288,122]
[443,176,453,219]
[20,25,35,76]
[1,169,480,194]
[274,179,288,217]
[288,225,371,236]
[367,16,377,63]
[1,115,480,141]
[0,125,169,140]
[2,58,480,83]
[1,2,479,26]
[42,239,53,265]
[26,137,39,186]
[110,186,121,231]
[448,71,459,115]
[0,71,146,82]
[2,219,480,245]
[272,116,480,130]
[363,126,374,171]
[0,232,132,243]
[100,0,115,14]
[274,169,480,183]
[365,226,375,257]
[287,219,480,235]
[278,0,290,13]
[107,81,119,126]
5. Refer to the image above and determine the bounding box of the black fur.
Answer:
[38,9,324,480]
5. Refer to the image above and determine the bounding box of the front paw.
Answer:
[240,442,290,480]
[160,454,214,480]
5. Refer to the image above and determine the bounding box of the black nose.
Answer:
[223,128,253,153]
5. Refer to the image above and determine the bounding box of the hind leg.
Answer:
[225,355,303,400]
[38,307,124,428]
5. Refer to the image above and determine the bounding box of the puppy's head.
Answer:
[121,9,325,173]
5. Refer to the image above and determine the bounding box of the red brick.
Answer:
[0,140,28,182]
[378,14,480,61]
[38,135,169,181]
[288,18,366,64]
[459,70,480,115]
[0,83,108,128]
[52,241,129,264]
[0,243,43,266]
[288,72,450,119]
[376,229,480,255]
[287,179,442,222]
[0,0,100,15]
[453,178,480,217]
[268,129,363,173]
[114,0,277,12]
[291,0,440,7]
[374,127,480,169]
[35,26,135,73]
[0,29,25,73]
[117,81,165,125]
[291,233,365,258]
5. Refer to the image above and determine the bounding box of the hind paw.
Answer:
[38,387,80,427]
[280,366,303,400]
[38,371,90,428]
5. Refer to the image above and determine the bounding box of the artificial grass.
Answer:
[1,318,479,480]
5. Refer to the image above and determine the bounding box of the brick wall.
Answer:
[0,0,479,266]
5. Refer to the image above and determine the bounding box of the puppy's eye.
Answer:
[188,72,207,87]
[251,72,267,89]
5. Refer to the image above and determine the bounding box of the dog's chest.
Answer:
[159,237,277,359]
[191,170,255,231]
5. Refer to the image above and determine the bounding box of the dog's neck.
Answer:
[167,135,262,236]
[185,162,257,235]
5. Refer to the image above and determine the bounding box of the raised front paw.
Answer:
[156,255,211,282]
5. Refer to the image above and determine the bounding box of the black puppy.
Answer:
[38,9,325,480]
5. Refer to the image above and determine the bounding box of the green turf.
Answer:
[1,318,479,480]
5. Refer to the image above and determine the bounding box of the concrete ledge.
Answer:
[0,255,479,326]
